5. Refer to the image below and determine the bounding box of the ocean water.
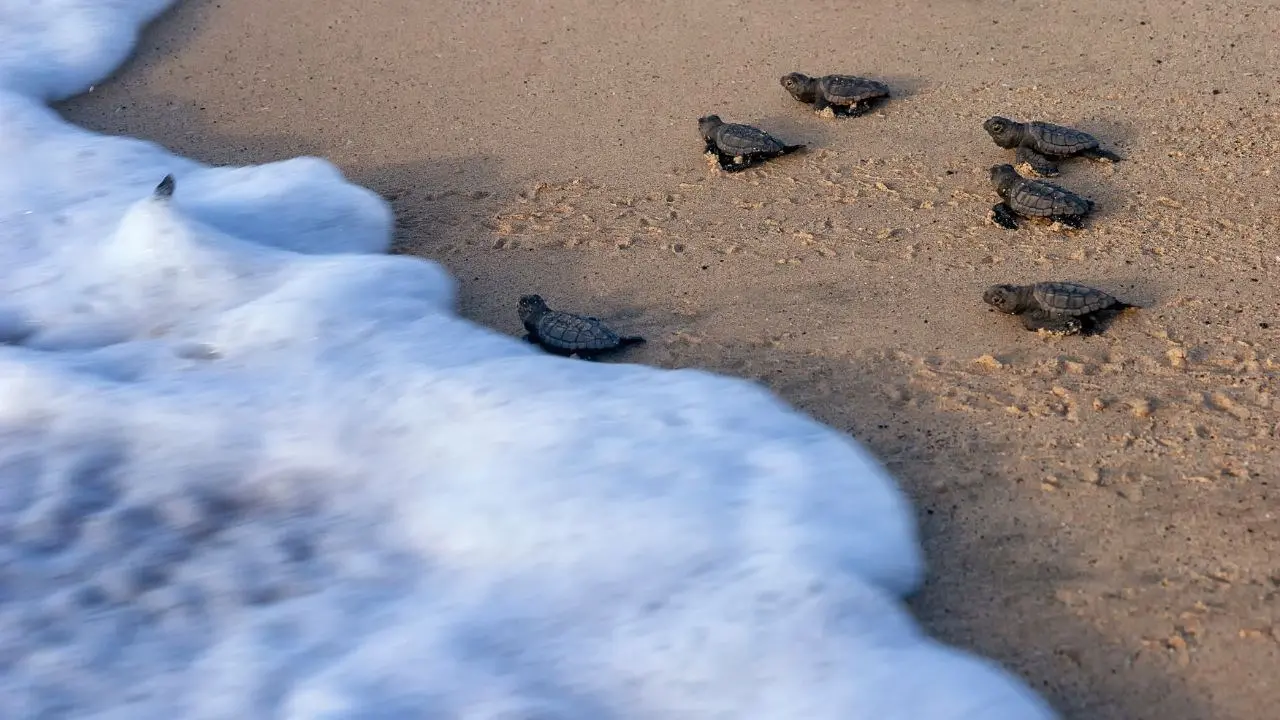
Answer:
[0,1,1057,718]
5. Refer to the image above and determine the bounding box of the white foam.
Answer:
[0,1,1058,718]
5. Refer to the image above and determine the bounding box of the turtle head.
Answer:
[518,294,549,324]
[989,164,1020,196]
[779,72,816,101]
[982,284,1026,314]
[983,116,1023,148]
[697,114,723,138]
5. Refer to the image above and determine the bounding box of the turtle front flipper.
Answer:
[834,97,885,117]
[1021,310,1082,335]
[811,95,832,113]
[707,146,749,172]
[1080,147,1124,163]
[1015,146,1059,177]
[832,101,873,118]
[717,153,753,172]
[990,202,1020,230]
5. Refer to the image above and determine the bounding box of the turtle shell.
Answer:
[1027,121,1100,156]
[713,123,784,155]
[1032,282,1120,315]
[1007,177,1092,217]
[819,75,890,104]
[535,311,623,352]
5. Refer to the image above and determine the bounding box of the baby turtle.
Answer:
[154,174,175,198]
[698,115,805,173]
[517,294,645,360]
[983,115,1124,177]
[983,281,1137,335]
[988,164,1093,230]
[780,72,890,117]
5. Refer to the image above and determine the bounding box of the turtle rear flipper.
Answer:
[1080,147,1124,163]
[618,335,645,347]
[779,143,806,155]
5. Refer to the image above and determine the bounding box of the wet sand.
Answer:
[58,1,1280,718]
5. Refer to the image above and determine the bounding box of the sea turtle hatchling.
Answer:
[988,164,1094,230]
[983,281,1137,335]
[154,174,175,198]
[983,115,1124,177]
[517,294,645,359]
[698,115,805,173]
[780,72,890,117]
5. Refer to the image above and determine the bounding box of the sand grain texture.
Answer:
[59,1,1280,718]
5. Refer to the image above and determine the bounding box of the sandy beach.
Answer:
[57,1,1279,718]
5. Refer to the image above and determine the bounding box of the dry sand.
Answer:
[57,1,1279,718]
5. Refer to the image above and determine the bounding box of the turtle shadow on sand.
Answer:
[1077,284,1154,337]
[1059,116,1142,155]
[740,111,838,144]
[1061,274,1163,335]
[673,342,1217,720]
[868,73,931,100]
